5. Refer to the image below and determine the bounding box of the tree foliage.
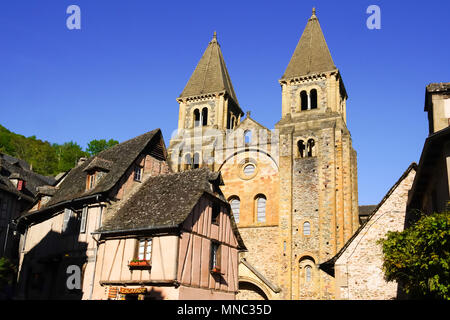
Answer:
[379,212,450,299]
[0,124,118,177]
[86,139,119,156]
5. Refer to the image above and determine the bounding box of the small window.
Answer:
[243,163,256,176]
[300,90,308,111]
[307,139,315,157]
[62,208,73,233]
[297,140,305,158]
[305,265,312,283]
[256,195,266,223]
[193,152,200,169]
[310,89,318,109]
[80,206,88,234]
[210,242,221,272]
[229,197,240,223]
[194,109,201,127]
[244,130,252,145]
[303,221,311,236]
[202,108,208,126]
[134,166,143,181]
[212,203,221,225]
[184,154,192,170]
[137,238,152,261]
[87,172,96,190]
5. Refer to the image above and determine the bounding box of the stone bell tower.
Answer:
[168,32,244,172]
[275,8,359,300]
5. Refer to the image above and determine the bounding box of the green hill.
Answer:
[0,125,118,177]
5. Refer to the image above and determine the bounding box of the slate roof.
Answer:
[179,32,240,107]
[0,153,56,202]
[281,8,336,80]
[97,168,246,250]
[42,129,162,209]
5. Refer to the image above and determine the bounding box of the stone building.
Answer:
[319,163,417,299]
[408,83,450,215]
[15,129,245,300]
[0,153,55,261]
[167,8,359,300]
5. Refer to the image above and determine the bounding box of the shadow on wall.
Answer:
[17,216,88,300]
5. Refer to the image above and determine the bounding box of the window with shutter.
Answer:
[62,208,72,233]
[80,206,88,233]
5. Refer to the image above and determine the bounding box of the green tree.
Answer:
[379,211,450,299]
[0,257,16,290]
[86,139,119,156]
[54,141,87,172]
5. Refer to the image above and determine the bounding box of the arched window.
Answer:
[255,195,266,222]
[303,221,311,236]
[297,140,305,158]
[193,109,201,127]
[305,265,312,283]
[202,108,208,126]
[244,130,252,145]
[184,154,192,170]
[300,90,308,111]
[229,197,240,223]
[310,89,318,109]
[307,139,315,157]
[193,152,200,169]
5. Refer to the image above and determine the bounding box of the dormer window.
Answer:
[86,172,97,190]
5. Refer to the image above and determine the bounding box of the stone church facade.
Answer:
[167,9,359,300]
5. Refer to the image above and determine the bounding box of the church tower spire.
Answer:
[176,32,243,132]
[281,7,336,80]
[279,8,347,122]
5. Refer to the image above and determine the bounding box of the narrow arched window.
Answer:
[307,139,315,157]
[310,89,318,109]
[193,152,200,169]
[244,130,252,145]
[229,197,240,223]
[255,195,266,222]
[297,140,305,158]
[202,108,208,126]
[193,109,201,127]
[300,90,308,111]
[303,221,311,236]
[305,265,312,283]
[184,154,192,170]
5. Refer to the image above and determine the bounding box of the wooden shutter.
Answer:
[62,208,72,232]
[80,206,88,233]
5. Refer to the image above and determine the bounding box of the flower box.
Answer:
[128,260,151,268]
[210,267,221,274]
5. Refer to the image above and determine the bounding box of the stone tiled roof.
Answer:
[97,168,246,250]
[281,8,336,80]
[0,153,56,202]
[426,82,450,93]
[42,129,162,209]
[179,32,240,107]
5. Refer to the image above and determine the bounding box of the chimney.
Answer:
[78,157,88,166]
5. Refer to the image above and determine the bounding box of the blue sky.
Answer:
[0,0,449,205]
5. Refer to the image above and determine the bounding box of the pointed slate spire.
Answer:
[281,8,336,80]
[179,32,239,106]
